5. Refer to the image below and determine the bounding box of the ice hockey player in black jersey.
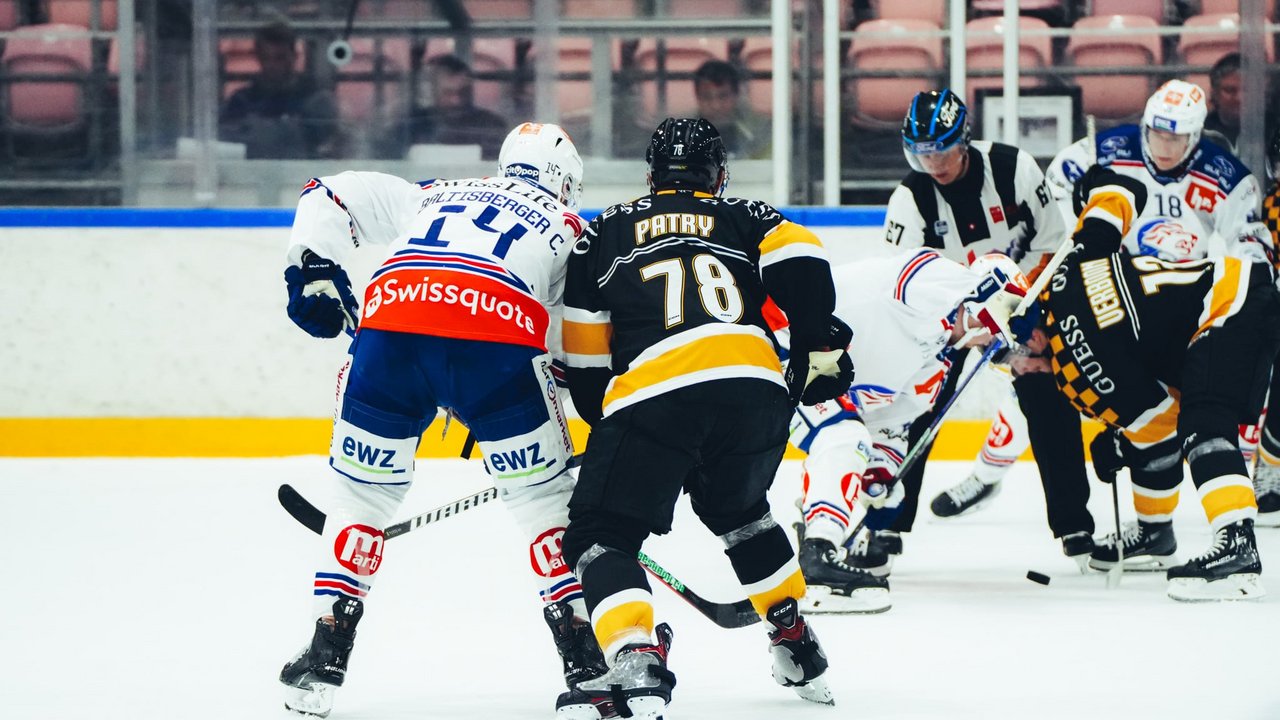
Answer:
[1012,166,1280,601]
[557,117,853,718]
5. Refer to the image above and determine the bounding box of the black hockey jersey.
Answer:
[1041,186,1257,446]
[563,189,834,423]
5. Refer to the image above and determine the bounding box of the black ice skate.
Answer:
[280,597,364,718]
[845,528,900,577]
[555,623,676,720]
[1253,459,1280,527]
[930,475,1002,518]
[1088,520,1178,572]
[766,597,834,706]
[1060,531,1096,574]
[544,600,608,687]
[1167,519,1266,601]
[797,537,891,614]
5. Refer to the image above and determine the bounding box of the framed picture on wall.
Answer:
[974,86,1083,160]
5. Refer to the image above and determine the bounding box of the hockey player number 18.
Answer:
[639,253,745,329]
[410,203,530,259]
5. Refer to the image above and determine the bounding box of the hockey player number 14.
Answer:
[1131,255,1210,295]
[640,253,745,328]
[410,203,530,259]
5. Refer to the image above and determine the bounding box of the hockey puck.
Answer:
[1026,570,1050,585]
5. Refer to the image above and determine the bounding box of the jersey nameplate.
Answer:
[634,213,715,245]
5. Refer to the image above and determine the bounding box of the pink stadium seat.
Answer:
[634,38,729,119]
[740,37,774,117]
[970,0,1065,15]
[1068,15,1161,121]
[847,18,944,129]
[1199,0,1276,17]
[356,0,436,18]
[335,38,414,124]
[464,0,532,18]
[871,0,945,25]
[964,16,1053,98]
[424,38,516,112]
[1180,13,1275,82]
[2,24,93,131]
[1090,0,1164,23]
[666,0,748,17]
[45,0,118,30]
[0,1,19,30]
[220,37,308,99]
[562,0,637,17]
[521,38,623,122]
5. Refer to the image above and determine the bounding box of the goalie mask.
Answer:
[954,253,1032,348]
[498,122,584,211]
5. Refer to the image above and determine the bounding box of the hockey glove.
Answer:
[1089,428,1128,485]
[285,250,360,339]
[856,465,903,510]
[786,316,855,406]
[1071,165,1121,218]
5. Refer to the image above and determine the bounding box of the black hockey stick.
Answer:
[278,484,760,629]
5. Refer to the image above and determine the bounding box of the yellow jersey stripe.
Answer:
[1133,489,1180,518]
[1200,483,1258,525]
[603,332,782,411]
[563,319,613,356]
[1076,186,1137,235]
[1122,393,1179,446]
[1194,257,1245,340]
[759,221,823,256]
[748,568,807,617]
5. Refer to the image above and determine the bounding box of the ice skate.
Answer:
[845,528,900,577]
[1167,520,1265,602]
[544,600,608,688]
[556,623,675,720]
[1088,520,1177,572]
[280,597,363,718]
[797,537,891,614]
[766,597,834,706]
[1060,531,1095,574]
[930,475,1002,518]
[1253,459,1280,527]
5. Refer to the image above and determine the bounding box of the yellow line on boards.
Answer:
[0,417,1106,459]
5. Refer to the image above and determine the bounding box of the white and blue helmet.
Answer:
[498,122,584,211]
[1141,80,1208,171]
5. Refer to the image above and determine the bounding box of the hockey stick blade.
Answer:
[638,551,760,629]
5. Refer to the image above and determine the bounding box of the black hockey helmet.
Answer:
[901,89,971,171]
[645,117,729,195]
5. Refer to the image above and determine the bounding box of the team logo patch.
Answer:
[986,412,1014,449]
[1209,155,1236,179]
[1061,159,1084,183]
[530,527,570,578]
[1100,136,1126,154]
[1151,115,1177,132]
[504,162,540,182]
[989,205,1005,223]
[335,524,385,576]
[933,220,949,237]
[1185,181,1218,213]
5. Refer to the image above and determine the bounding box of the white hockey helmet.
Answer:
[498,122,584,211]
[1140,80,1207,171]
[956,253,1031,348]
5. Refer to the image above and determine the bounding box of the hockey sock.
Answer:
[1186,434,1258,531]
[719,514,806,617]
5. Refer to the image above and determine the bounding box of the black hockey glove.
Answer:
[285,249,360,339]
[1071,165,1121,218]
[786,316,854,406]
[1089,428,1129,485]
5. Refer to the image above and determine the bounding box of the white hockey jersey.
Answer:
[790,249,978,474]
[288,171,583,353]
[882,140,1065,274]
[1045,126,1263,261]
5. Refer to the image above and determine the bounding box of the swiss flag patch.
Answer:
[989,205,1005,223]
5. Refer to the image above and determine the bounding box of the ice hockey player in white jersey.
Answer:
[276,123,607,717]
[790,249,1033,611]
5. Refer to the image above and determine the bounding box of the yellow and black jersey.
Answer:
[563,189,833,423]
[1265,180,1280,270]
[1041,182,1257,446]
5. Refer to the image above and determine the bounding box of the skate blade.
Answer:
[622,695,668,720]
[792,676,835,706]
[1256,511,1280,528]
[283,683,335,718]
[799,586,891,614]
[1167,574,1266,602]
[1072,555,1091,575]
[1088,554,1177,573]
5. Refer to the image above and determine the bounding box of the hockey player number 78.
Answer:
[410,204,530,259]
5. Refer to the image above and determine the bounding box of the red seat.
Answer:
[562,0,637,17]
[970,0,1066,17]
[666,0,748,16]
[1199,0,1276,18]
[740,37,775,117]
[1090,0,1164,23]
[634,38,729,119]
[45,0,118,30]
[964,16,1053,98]
[1180,13,1275,89]
[1068,15,1161,121]
[2,24,93,132]
[335,38,414,124]
[847,19,944,130]
[424,38,517,113]
[0,0,19,31]
[872,0,945,25]
[463,0,531,18]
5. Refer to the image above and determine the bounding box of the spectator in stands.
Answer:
[693,60,769,159]
[1204,53,1242,151]
[406,54,508,159]
[219,22,341,159]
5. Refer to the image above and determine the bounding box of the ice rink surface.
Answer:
[3,457,1278,720]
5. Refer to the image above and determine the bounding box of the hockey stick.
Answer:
[1107,475,1124,589]
[278,483,760,629]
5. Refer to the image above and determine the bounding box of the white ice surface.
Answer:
[2,458,1278,720]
